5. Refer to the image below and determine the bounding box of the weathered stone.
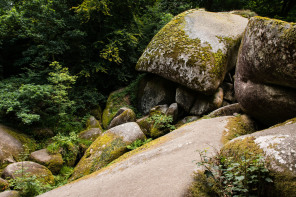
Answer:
[0,178,8,192]
[190,88,223,115]
[108,108,136,129]
[70,122,145,181]
[136,116,153,137]
[29,149,63,174]
[235,79,296,125]
[86,116,102,130]
[208,103,242,118]
[222,119,296,196]
[175,86,196,113]
[235,16,296,125]
[102,88,132,129]
[39,116,246,197]
[0,124,36,165]
[0,191,20,197]
[2,161,54,185]
[149,105,168,116]
[165,103,179,122]
[136,10,248,94]
[137,75,175,114]
[78,128,102,142]
[221,82,236,103]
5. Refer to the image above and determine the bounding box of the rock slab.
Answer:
[39,117,234,197]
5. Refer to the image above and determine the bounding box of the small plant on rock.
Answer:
[187,149,273,197]
[147,114,176,131]
[127,138,152,150]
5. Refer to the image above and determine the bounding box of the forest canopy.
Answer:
[0,0,295,131]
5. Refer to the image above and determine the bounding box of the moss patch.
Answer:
[70,132,128,181]
[137,9,243,94]
[221,115,256,144]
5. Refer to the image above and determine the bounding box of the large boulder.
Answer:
[1,161,54,185]
[222,118,296,196]
[208,103,242,118]
[235,16,296,125]
[108,108,136,129]
[29,149,63,174]
[39,116,256,197]
[70,122,145,181]
[175,86,196,113]
[137,75,175,114]
[136,9,248,94]
[0,125,36,165]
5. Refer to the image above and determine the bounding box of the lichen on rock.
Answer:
[136,9,248,94]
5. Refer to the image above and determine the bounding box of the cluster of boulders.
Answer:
[1,9,296,196]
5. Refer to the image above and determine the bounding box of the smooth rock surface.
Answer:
[39,117,233,197]
[136,10,248,94]
[0,191,20,197]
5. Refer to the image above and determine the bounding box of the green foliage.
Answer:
[52,166,74,188]
[192,149,273,197]
[0,61,76,128]
[127,138,152,150]
[8,173,52,197]
[147,114,176,131]
[46,132,81,165]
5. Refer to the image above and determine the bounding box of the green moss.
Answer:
[70,132,128,181]
[185,170,218,197]
[46,154,63,175]
[102,88,131,129]
[271,170,296,197]
[2,127,37,158]
[221,115,256,144]
[0,178,8,191]
[137,9,242,94]
[221,136,264,159]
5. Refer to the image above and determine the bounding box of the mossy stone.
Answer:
[102,88,132,129]
[0,178,8,192]
[70,122,145,181]
[136,9,248,94]
[108,108,136,129]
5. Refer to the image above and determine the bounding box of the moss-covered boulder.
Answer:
[0,124,36,165]
[90,105,103,122]
[235,16,296,125]
[102,88,132,129]
[136,116,153,137]
[136,9,248,94]
[86,116,102,130]
[0,191,20,197]
[108,108,136,129]
[70,122,145,181]
[149,105,168,116]
[137,75,175,114]
[0,178,8,192]
[221,119,296,196]
[78,128,102,142]
[29,149,63,174]
[1,161,54,185]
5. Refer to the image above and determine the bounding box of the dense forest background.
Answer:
[0,0,295,133]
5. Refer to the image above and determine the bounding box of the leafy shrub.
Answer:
[127,138,152,150]
[188,149,273,197]
[46,132,91,166]
[147,114,176,131]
